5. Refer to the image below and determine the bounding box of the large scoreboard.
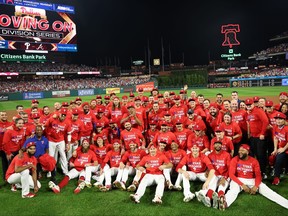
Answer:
[0,0,77,52]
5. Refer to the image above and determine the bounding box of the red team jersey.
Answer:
[153,131,177,149]
[121,149,147,168]
[174,129,193,150]
[219,122,242,144]
[69,119,84,143]
[45,117,72,142]
[247,107,269,137]
[0,120,13,151]
[3,125,26,155]
[208,150,231,178]
[176,153,214,173]
[210,136,234,154]
[137,153,170,175]
[187,133,210,152]
[102,150,122,168]
[229,156,262,187]
[120,128,144,150]
[78,112,97,137]
[6,152,37,180]
[273,125,288,154]
[165,149,187,169]
[71,150,98,171]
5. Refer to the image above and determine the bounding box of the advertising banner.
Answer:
[78,89,94,96]
[136,82,155,92]
[23,92,44,100]
[106,88,120,94]
[52,90,70,98]
[0,95,8,101]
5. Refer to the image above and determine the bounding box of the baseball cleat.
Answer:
[99,185,111,192]
[85,182,92,188]
[22,192,36,198]
[93,182,103,188]
[48,181,60,194]
[127,184,137,192]
[212,192,219,209]
[173,185,182,191]
[197,192,211,207]
[218,195,227,211]
[183,193,195,202]
[130,194,140,204]
[152,196,162,204]
[74,182,85,194]
[116,181,126,190]
[195,191,201,202]
[272,177,280,185]
[11,184,17,192]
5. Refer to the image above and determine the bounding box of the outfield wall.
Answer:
[0,82,156,101]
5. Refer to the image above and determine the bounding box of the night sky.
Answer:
[50,0,288,68]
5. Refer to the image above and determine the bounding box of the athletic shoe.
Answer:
[262,173,268,180]
[212,192,219,209]
[74,182,85,194]
[47,172,51,178]
[127,184,137,192]
[48,181,60,194]
[115,181,126,190]
[130,194,140,204]
[272,177,280,185]
[93,182,103,188]
[218,195,227,211]
[173,185,182,191]
[85,182,92,188]
[99,185,111,192]
[11,184,17,192]
[132,180,139,187]
[166,181,174,190]
[183,193,195,202]
[195,191,201,202]
[22,192,36,198]
[152,196,162,204]
[197,192,211,207]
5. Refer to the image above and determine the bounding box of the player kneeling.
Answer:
[49,139,98,194]
[6,142,41,198]
[130,144,172,204]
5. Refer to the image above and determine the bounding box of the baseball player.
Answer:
[49,139,98,194]
[176,144,215,202]
[210,126,234,157]
[6,142,41,198]
[221,144,288,210]
[130,144,172,204]
[196,141,231,209]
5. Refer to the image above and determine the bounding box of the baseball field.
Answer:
[0,86,288,215]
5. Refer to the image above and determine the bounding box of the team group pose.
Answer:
[0,88,288,211]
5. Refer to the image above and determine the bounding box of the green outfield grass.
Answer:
[0,86,286,111]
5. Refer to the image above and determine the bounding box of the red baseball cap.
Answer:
[96,95,102,99]
[104,95,110,100]
[174,95,180,100]
[279,92,288,97]
[31,99,39,104]
[164,111,171,116]
[214,126,224,132]
[169,91,175,96]
[109,119,116,124]
[59,108,68,115]
[158,94,164,98]
[253,96,260,102]
[62,102,69,107]
[164,98,170,103]
[134,96,141,101]
[274,112,286,119]
[129,92,135,97]
[160,121,168,126]
[96,122,104,127]
[194,124,204,131]
[75,97,82,101]
[113,139,121,144]
[159,138,168,144]
[142,96,149,102]
[240,144,250,152]
[97,108,105,113]
[179,90,185,94]
[127,103,135,108]
[245,98,253,105]
[26,142,36,149]
[72,108,79,115]
[138,87,143,92]
[122,95,128,99]
[149,120,157,125]
[32,113,40,119]
[82,102,89,107]
[175,118,183,124]
[70,100,76,105]
[265,100,273,107]
[209,103,218,109]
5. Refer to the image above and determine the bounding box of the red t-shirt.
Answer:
[121,149,147,168]
[0,120,13,151]
[273,125,288,154]
[102,150,121,168]
[176,153,214,173]
[210,136,234,154]
[208,150,231,178]
[45,117,72,142]
[3,125,26,155]
[165,149,187,169]
[219,122,242,144]
[72,149,98,171]
[69,119,84,143]
[78,112,97,137]
[137,153,170,175]
[120,128,144,150]
[174,129,193,150]
[187,133,210,152]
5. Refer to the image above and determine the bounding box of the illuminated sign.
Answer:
[221,24,240,48]
[0,53,46,61]
[221,49,241,61]
[153,58,160,66]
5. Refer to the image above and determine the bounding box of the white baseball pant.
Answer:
[225,178,288,209]
[182,171,207,197]
[7,169,41,196]
[49,140,68,175]
[84,165,102,183]
[197,175,230,195]
[121,166,142,183]
[135,173,165,199]
[66,142,79,161]
[163,167,183,187]
[66,168,85,180]
[103,164,123,186]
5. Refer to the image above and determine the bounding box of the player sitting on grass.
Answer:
[48,139,98,194]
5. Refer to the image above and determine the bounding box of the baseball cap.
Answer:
[240,144,250,152]
[96,95,102,99]
[245,98,253,105]
[188,98,196,102]
[159,139,167,144]
[59,108,68,115]
[148,143,157,149]
[164,98,170,103]
[70,100,76,105]
[187,109,194,114]
[122,95,128,100]
[109,119,116,124]
[31,99,39,104]
[214,126,224,132]
[82,102,89,107]
[72,108,79,115]
[158,94,163,98]
[279,92,288,97]
[265,100,273,107]
[169,91,175,96]
[174,95,180,100]
[129,92,135,98]
[274,112,286,119]
[175,118,183,124]
[75,97,82,102]
[149,120,157,125]
[179,90,185,94]
[127,103,135,108]
[214,141,223,145]
[112,139,120,144]
[160,121,168,126]
[97,108,105,113]
[62,102,69,107]
[253,96,260,102]
[164,111,171,116]
[142,96,149,102]
[209,103,218,109]
[128,139,137,145]
[138,87,143,92]
[134,96,141,101]
[26,142,36,149]
[32,113,40,119]
[194,124,204,131]
[104,95,110,100]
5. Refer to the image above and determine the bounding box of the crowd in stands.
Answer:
[0,76,151,93]
[0,62,99,73]
[235,68,288,79]
[252,43,288,57]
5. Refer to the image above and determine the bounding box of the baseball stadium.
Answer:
[0,0,288,216]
